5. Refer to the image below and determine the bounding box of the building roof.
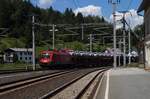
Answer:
[138,0,150,13]
[5,48,32,52]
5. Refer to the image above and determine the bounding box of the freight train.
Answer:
[39,49,114,68]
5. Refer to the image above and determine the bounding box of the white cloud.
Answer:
[38,0,55,9]
[74,5,102,17]
[126,9,143,29]
[110,9,143,29]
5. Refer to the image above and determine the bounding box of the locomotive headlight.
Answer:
[46,53,49,56]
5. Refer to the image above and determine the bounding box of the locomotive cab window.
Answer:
[41,53,50,58]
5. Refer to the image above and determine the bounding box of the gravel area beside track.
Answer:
[81,72,104,99]
[50,70,104,99]
[0,68,101,99]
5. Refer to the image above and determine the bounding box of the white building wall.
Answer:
[16,51,32,63]
[145,7,150,68]
[4,48,33,63]
[4,52,14,63]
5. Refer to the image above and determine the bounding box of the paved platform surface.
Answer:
[95,68,150,99]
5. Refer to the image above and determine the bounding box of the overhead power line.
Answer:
[75,0,80,7]
[126,0,133,11]
[0,28,9,35]
[73,0,79,8]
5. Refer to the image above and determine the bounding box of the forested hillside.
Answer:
[0,0,111,52]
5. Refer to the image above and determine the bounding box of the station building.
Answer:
[138,0,150,68]
[4,48,33,63]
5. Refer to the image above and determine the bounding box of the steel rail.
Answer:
[74,70,106,99]
[40,68,108,99]
[0,70,73,93]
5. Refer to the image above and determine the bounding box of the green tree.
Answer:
[63,8,76,24]
[76,12,84,24]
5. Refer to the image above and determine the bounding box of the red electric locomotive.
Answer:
[39,49,113,68]
[39,49,73,68]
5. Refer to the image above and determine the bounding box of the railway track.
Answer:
[0,70,65,86]
[0,67,108,99]
[44,68,107,99]
[0,71,72,92]
[75,70,105,99]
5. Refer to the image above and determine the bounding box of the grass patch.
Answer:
[0,37,25,51]
[127,63,144,68]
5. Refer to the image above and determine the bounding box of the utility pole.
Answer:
[52,24,55,49]
[122,14,126,66]
[50,24,58,49]
[128,24,131,64]
[33,23,56,50]
[118,39,122,66]
[108,0,120,68]
[120,12,129,66]
[119,11,132,65]
[81,24,84,40]
[127,19,131,64]
[32,15,36,70]
[90,34,92,52]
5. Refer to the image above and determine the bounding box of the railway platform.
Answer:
[95,67,150,99]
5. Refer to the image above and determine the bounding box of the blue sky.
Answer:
[31,0,143,28]
[31,0,142,18]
